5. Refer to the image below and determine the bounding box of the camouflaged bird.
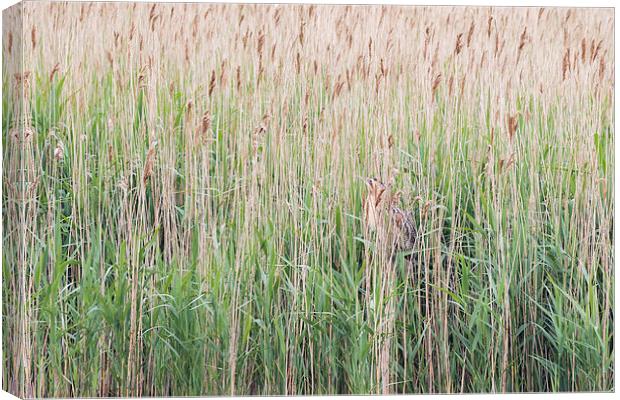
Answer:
[363,178,416,253]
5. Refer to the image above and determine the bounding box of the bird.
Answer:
[363,177,416,254]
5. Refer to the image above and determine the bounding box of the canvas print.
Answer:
[2,1,614,397]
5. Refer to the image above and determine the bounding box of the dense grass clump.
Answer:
[2,3,614,397]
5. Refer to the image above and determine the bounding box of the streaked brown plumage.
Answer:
[363,177,416,253]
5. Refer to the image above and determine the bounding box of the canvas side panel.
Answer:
[3,1,33,398]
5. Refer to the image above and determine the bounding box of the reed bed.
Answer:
[2,2,614,396]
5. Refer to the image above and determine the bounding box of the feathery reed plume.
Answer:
[113,31,121,48]
[581,38,587,63]
[186,100,193,116]
[201,111,211,139]
[298,19,305,45]
[518,27,527,52]
[7,32,12,55]
[219,60,228,87]
[599,56,606,81]
[257,30,265,58]
[455,33,464,55]
[274,7,281,25]
[345,68,352,90]
[242,29,249,49]
[424,26,431,59]
[487,15,493,37]
[31,25,36,49]
[516,27,527,63]
[507,114,518,141]
[562,48,571,80]
[380,58,387,77]
[143,145,156,184]
[333,80,344,98]
[431,73,441,96]
[236,65,242,92]
[302,114,308,134]
[592,39,602,62]
[49,63,60,81]
[208,69,216,97]
[467,21,475,47]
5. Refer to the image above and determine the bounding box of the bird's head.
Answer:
[365,177,387,207]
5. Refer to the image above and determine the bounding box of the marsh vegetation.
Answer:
[2,3,614,396]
